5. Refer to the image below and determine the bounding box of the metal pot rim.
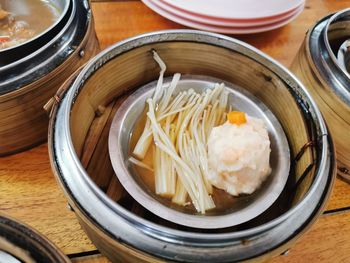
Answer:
[55,30,330,241]
[0,0,93,95]
[0,0,71,53]
[0,0,74,72]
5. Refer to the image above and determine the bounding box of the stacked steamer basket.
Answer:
[48,31,335,262]
[0,214,69,262]
[291,8,350,182]
[0,0,99,156]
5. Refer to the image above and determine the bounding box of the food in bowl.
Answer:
[0,1,60,50]
[0,6,34,49]
[129,51,272,214]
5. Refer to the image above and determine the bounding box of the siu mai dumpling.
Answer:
[207,112,271,196]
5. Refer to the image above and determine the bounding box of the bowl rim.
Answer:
[54,30,330,242]
[108,75,291,229]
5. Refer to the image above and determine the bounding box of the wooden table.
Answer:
[1,0,350,262]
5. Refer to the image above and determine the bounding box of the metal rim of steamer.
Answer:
[50,30,335,261]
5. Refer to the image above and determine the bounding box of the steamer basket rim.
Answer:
[58,30,329,241]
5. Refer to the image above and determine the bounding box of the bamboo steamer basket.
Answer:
[0,0,99,156]
[291,8,350,182]
[48,30,335,262]
[0,213,69,263]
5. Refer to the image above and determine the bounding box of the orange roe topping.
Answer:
[227,111,247,125]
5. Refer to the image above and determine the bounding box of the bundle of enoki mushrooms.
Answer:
[130,50,230,214]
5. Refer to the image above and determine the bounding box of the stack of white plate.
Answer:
[142,0,305,34]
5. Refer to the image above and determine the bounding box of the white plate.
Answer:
[143,0,304,34]
[152,0,304,27]
[161,0,304,19]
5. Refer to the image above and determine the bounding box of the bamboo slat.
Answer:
[81,97,128,199]
[84,99,123,190]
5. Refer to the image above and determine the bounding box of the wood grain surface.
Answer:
[0,146,96,255]
[0,0,350,262]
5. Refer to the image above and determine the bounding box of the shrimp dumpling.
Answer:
[207,114,271,196]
